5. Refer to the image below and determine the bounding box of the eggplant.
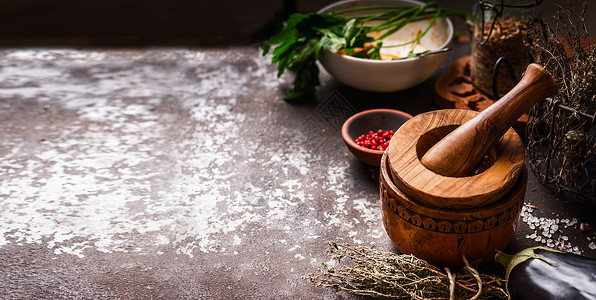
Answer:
[495,246,596,300]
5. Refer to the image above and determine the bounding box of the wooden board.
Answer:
[434,56,529,135]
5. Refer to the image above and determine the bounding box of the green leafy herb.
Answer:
[262,2,467,100]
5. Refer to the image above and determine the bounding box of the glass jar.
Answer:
[470,0,542,96]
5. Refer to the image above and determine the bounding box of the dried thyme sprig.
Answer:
[527,2,596,114]
[304,242,508,299]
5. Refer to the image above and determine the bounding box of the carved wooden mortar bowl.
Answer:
[380,150,526,268]
[379,64,556,267]
[387,109,525,209]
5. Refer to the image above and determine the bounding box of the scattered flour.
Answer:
[0,48,383,259]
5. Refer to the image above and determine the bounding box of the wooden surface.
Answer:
[387,109,525,209]
[422,64,558,178]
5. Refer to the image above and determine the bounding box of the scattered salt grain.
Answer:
[520,203,587,253]
[589,242,596,250]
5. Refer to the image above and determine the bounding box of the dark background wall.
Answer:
[0,0,592,46]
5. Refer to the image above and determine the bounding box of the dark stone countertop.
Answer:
[0,40,594,299]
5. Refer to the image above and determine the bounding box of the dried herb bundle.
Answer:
[525,2,596,202]
[527,2,596,114]
[304,242,508,299]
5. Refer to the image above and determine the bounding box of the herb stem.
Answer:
[406,6,441,55]
[331,6,412,15]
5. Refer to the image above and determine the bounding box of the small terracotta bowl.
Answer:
[341,109,413,166]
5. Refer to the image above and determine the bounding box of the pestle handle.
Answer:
[420,63,557,177]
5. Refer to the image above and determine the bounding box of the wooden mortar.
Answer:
[380,64,557,267]
[388,109,524,209]
[380,151,526,267]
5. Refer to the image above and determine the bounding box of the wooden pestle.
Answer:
[420,63,558,177]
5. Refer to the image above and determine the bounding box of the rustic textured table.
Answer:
[0,39,594,299]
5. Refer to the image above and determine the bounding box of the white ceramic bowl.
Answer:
[317,0,454,92]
